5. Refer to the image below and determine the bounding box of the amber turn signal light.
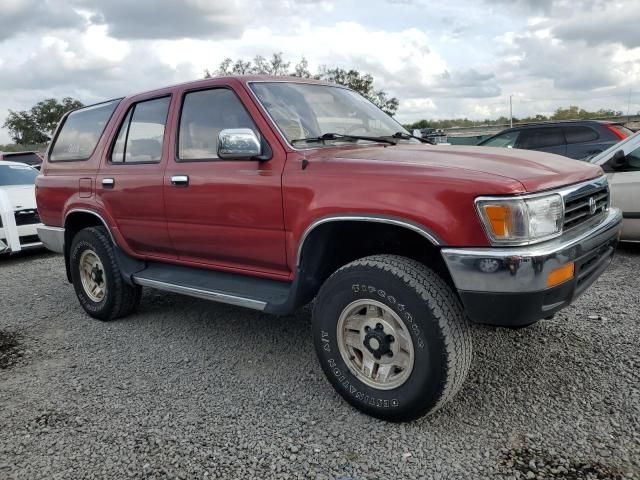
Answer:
[483,205,509,237]
[547,262,575,288]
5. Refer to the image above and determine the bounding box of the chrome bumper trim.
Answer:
[37,225,65,253]
[441,208,622,293]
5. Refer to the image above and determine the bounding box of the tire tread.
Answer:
[327,254,472,416]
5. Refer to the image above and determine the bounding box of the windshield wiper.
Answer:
[391,131,435,145]
[290,132,397,146]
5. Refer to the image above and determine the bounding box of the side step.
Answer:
[131,262,292,312]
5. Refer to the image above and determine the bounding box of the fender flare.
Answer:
[296,214,442,266]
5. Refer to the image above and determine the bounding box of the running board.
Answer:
[131,262,292,312]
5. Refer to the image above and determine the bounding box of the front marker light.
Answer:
[476,193,563,245]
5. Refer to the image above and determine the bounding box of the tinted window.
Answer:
[481,131,520,148]
[518,128,565,149]
[178,89,259,160]
[111,97,170,163]
[564,126,598,144]
[0,164,38,186]
[50,100,120,161]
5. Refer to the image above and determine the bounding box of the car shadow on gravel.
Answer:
[0,330,23,369]
[0,249,57,266]
[617,241,640,255]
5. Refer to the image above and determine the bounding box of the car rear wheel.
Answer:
[313,254,472,422]
[69,226,141,321]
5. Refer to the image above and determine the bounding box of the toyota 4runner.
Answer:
[36,76,622,421]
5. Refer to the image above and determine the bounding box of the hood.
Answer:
[330,144,603,192]
[0,185,37,210]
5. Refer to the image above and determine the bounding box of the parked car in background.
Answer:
[0,160,43,254]
[590,131,640,241]
[412,127,448,144]
[0,151,44,170]
[477,120,632,160]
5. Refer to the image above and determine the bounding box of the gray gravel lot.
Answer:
[1,247,639,480]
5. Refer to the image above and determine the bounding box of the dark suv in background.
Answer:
[0,151,44,169]
[477,120,632,160]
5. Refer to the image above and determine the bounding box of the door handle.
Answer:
[102,178,115,188]
[171,175,189,187]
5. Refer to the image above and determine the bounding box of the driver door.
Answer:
[163,85,288,277]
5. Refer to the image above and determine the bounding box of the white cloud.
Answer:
[1,0,640,143]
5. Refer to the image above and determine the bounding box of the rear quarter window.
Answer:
[564,126,599,144]
[50,99,120,162]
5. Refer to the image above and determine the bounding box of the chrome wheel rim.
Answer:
[337,299,415,390]
[79,250,106,302]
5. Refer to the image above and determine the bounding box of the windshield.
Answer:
[250,82,409,145]
[0,164,38,186]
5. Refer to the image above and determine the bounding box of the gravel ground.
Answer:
[1,247,638,480]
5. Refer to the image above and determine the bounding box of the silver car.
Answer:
[590,131,640,241]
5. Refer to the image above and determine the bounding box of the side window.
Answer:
[518,128,565,149]
[178,89,259,161]
[626,145,640,171]
[481,131,520,148]
[564,126,598,144]
[50,100,120,161]
[111,97,170,164]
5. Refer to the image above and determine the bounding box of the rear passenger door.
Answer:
[563,126,601,160]
[97,95,176,258]
[516,127,567,157]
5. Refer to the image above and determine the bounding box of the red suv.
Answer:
[36,76,622,421]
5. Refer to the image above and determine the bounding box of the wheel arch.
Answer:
[291,215,453,310]
[63,209,116,282]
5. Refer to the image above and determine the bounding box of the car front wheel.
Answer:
[313,254,472,422]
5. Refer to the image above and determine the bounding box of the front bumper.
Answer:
[36,225,65,254]
[0,224,43,254]
[441,208,622,326]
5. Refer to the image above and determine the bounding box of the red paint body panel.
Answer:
[35,75,606,282]
[95,90,177,258]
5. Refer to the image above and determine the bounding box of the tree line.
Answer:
[206,52,399,116]
[405,106,628,130]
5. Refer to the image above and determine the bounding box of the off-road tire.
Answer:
[69,226,141,321]
[313,254,472,421]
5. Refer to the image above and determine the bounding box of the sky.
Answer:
[0,0,639,143]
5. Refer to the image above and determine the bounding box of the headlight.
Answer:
[476,193,564,245]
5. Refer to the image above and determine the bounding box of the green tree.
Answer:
[3,97,84,145]
[318,67,399,116]
[205,53,399,116]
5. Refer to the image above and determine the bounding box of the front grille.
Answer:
[563,185,609,231]
[14,209,40,226]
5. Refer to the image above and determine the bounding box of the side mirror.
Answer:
[607,149,628,170]
[218,128,261,159]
